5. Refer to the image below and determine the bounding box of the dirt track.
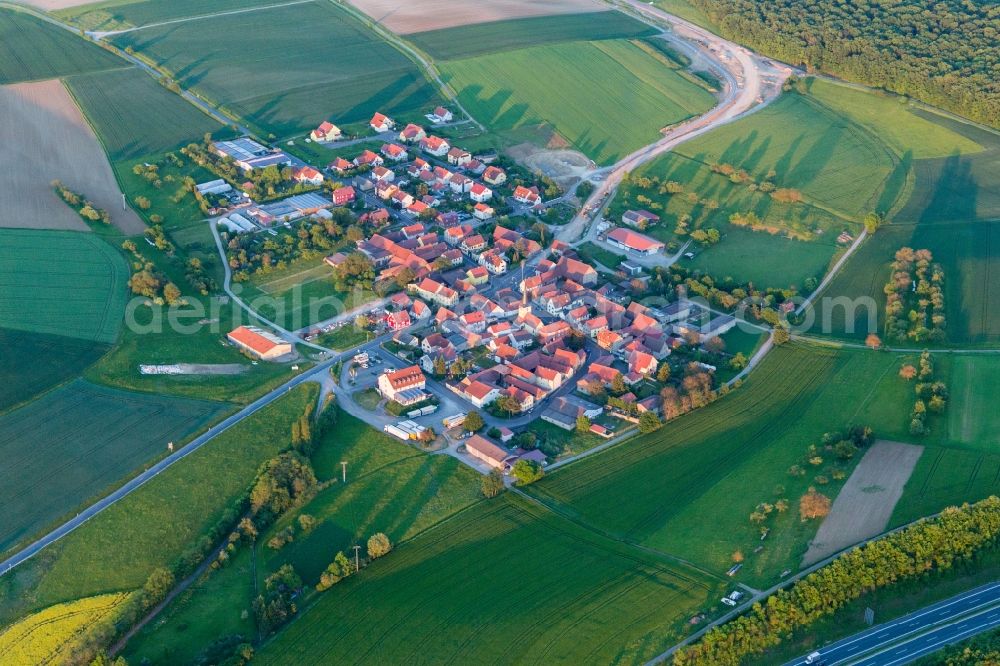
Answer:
[0,80,145,234]
[19,0,92,8]
[802,440,924,566]
[349,0,601,34]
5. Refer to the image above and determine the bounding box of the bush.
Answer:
[481,470,505,498]
[367,532,392,559]
[511,459,544,486]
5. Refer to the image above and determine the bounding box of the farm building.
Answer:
[607,227,664,255]
[465,435,512,470]
[622,210,660,229]
[541,396,604,430]
[227,326,293,360]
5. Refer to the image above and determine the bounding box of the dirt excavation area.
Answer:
[802,440,924,566]
[140,364,248,376]
[349,0,602,33]
[507,142,594,190]
[0,80,145,234]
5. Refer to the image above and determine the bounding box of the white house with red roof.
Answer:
[354,150,383,168]
[447,147,472,166]
[292,166,324,186]
[473,203,494,220]
[311,121,342,142]
[420,135,450,157]
[377,365,426,404]
[370,112,395,132]
[469,182,492,202]
[329,157,352,174]
[371,165,395,183]
[513,185,541,205]
[429,106,454,124]
[479,249,507,275]
[398,123,426,143]
[381,143,408,162]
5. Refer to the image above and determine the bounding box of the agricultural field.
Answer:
[0,79,145,234]
[440,39,716,164]
[64,66,224,162]
[0,229,128,344]
[0,328,110,413]
[946,355,1000,447]
[124,414,481,665]
[109,1,444,139]
[407,10,655,59]
[0,8,122,84]
[0,592,129,664]
[351,0,602,35]
[528,344,969,587]
[0,386,315,627]
[256,495,720,666]
[0,379,226,555]
[57,0,288,31]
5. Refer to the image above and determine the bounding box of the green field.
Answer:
[408,10,656,60]
[124,414,480,664]
[0,385,315,627]
[947,355,1000,446]
[109,1,443,139]
[0,8,122,84]
[65,67,224,161]
[0,328,109,413]
[59,0,285,31]
[441,39,716,164]
[0,229,128,344]
[0,379,225,555]
[681,225,840,289]
[257,494,719,665]
[528,344,984,586]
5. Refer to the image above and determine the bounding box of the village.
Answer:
[206,104,749,475]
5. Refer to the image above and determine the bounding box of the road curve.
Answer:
[556,0,791,245]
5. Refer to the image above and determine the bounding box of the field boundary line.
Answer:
[91,0,316,37]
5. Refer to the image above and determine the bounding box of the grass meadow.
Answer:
[0,379,226,555]
[109,1,443,139]
[0,229,128,344]
[65,67,224,161]
[256,494,720,666]
[0,385,316,628]
[0,8,122,84]
[124,414,481,665]
[441,39,716,164]
[407,10,656,60]
[0,328,109,413]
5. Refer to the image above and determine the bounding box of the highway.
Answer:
[784,583,1000,666]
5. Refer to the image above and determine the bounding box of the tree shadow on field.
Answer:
[877,149,912,218]
[786,117,846,191]
[918,151,978,224]
[718,129,758,166]
[741,136,772,174]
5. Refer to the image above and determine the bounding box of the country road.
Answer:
[555,0,793,245]
[783,582,1000,666]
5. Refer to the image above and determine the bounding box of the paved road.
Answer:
[784,583,1000,666]
[0,358,337,576]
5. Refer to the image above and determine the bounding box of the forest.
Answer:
[687,0,1000,128]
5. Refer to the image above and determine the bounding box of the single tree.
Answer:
[367,532,392,559]
[463,411,485,433]
[481,470,505,498]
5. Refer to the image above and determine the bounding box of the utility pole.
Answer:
[341,461,347,483]
[353,544,361,573]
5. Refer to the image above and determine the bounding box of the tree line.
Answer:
[673,495,1000,665]
[685,0,999,128]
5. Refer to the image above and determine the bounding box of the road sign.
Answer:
[864,607,875,625]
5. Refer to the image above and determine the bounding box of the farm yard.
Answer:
[407,10,655,59]
[0,229,128,344]
[64,66,225,162]
[256,495,720,666]
[0,379,226,555]
[0,80,145,234]
[0,386,315,629]
[108,1,444,139]
[440,39,717,164]
[0,7,121,84]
